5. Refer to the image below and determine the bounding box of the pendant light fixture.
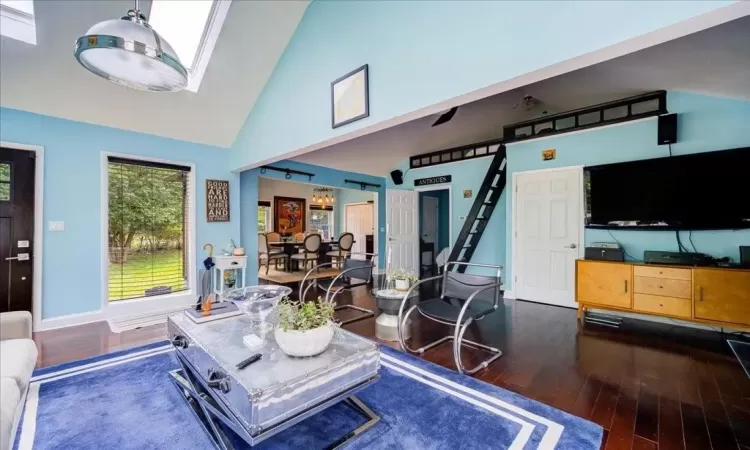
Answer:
[74,0,188,92]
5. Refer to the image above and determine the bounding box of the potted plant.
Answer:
[391,269,418,291]
[274,297,336,357]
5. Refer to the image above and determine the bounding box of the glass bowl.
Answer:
[223,285,292,327]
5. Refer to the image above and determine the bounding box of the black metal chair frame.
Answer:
[397,261,503,375]
[328,232,354,268]
[300,253,377,325]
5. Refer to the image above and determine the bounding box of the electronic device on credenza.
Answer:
[644,250,714,267]
[741,246,750,267]
[585,242,624,262]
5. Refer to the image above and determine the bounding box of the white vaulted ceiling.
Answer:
[0,0,309,147]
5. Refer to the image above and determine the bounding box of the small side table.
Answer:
[372,288,419,342]
[212,255,247,296]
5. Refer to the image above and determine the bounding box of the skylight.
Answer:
[0,0,36,45]
[149,0,231,93]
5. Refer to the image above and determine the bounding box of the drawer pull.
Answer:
[698,286,704,301]
[624,280,628,293]
[170,335,189,349]
[207,368,231,393]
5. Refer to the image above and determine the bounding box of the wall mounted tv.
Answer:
[584,147,750,230]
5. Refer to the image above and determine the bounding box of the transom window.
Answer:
[0,0,36,45]
[107,157,193,301]
[148,0,231,92]
[0,163,10,201]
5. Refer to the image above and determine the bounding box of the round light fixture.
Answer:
[74,0,187,92]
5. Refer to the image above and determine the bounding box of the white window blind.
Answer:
[107,157,192,301]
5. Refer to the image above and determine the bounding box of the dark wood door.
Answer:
[0,147,35,314]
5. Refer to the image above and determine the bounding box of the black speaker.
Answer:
[390,170,404,185]
[741,246,750,266]
[658,113,677,145]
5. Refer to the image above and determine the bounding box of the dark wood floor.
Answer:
[33,284,750,450]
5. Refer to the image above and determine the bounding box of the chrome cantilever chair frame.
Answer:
[397,261,503,375]
[300,253,377,325]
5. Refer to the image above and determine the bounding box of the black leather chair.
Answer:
[397,261,503,374]
[300,253,376,325]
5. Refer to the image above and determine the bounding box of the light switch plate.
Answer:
[49,221,65,232]
[18,240,29,248]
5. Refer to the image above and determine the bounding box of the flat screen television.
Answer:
[585,147,750,230]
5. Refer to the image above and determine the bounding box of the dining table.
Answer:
[268,239,353,271]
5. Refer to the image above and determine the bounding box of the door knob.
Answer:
[565,243,577,249]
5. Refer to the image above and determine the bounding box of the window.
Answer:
[310,209,334,241]
[258,204,270,233]
[149,0,231,92]
[0,0,36,45]
[107,157,192,301]
[0,163,9,201]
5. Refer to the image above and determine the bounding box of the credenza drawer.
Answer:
[634,276,691,299]
[633,294,691,318]
[633,266,691,281]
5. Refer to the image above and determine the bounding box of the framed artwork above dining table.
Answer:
[273,196,306,235]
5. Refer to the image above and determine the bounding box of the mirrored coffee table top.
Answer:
[170,312,377,392]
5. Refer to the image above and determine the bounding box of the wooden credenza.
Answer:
[575,259,750,330]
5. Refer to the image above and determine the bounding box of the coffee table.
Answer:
[167,313,380,449]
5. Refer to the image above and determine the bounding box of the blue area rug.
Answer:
[15,341,602,449]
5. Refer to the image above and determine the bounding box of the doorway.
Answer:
[418,188,451,274]
[344,203,374,258]
[512,166,584,308]
[1,147,35,314]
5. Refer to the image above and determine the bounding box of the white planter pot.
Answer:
[274,324,334,357]
[395,279,410,291]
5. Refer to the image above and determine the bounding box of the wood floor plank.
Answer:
[631,436,658,450]
[634,376,659,442]
[605,376,640,450]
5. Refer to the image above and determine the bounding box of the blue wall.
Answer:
[231,0,731,170]
[504,92,750,289]
[389,92,750,286]
[419,190,450,253]
[335,188,375,237]
[241,160,386,285]
[389,158,508,277]
[0,108,240,319]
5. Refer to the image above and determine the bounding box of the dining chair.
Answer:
[326,232,354,268]
[397,261,504,375]
[258,233,288,275]
[264,232,285,270]
[290,233,321,272]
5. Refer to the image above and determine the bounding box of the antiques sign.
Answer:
[414,175,452,187]
[206,179,230,222]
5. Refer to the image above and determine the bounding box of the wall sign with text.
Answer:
[414,175,452,187]
[206,179,230,222]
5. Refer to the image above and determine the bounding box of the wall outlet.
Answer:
[48,221,65,232]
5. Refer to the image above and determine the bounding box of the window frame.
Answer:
[309,208,335,241]
[257,204,271,233]
[101,152,196,309]
[0,161,11,201]
[0,0,36,45]
[148,0,232,93]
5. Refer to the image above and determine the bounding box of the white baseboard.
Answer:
[37,292,198,332]
[38,310,105,331]
[502,290,515,300]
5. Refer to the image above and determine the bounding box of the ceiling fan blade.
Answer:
[432,107,458,127]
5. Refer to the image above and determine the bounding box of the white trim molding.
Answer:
[414,184,453,248]
[100,152,198,323]
[1,141,44,330]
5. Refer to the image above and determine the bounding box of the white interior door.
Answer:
[387,189,419,274]
[515,167,582,308]
[345,203,373,258]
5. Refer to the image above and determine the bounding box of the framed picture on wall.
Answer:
[331,64,369,128]
[273,196,306,235]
